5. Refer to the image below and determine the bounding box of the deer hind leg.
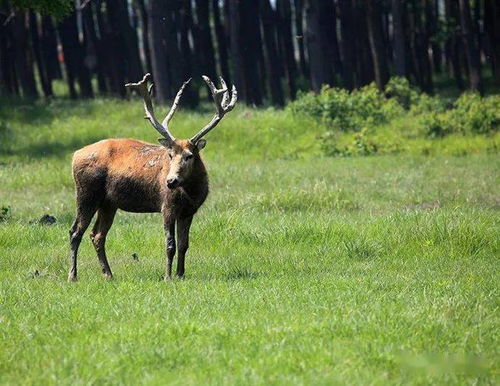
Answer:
[68,203,99,282]
[90,205,117,280]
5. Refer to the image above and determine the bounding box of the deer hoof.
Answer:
[67,274,77,282]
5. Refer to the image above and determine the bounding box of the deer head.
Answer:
[125,73,237,189]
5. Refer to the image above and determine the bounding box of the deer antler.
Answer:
[125,73,191,143]
[190,76,237,144]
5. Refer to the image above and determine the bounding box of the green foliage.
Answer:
[289,77,499,156]
[9,0,73,19]
[0,205,10,222]
[424,93,500,138]
[288,83,402,132]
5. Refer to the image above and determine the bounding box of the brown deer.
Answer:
[68,73,237,281]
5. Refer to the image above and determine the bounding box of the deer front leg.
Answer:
[176,216,193,278]
[164,218,176,281]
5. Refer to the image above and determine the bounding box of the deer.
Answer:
[68,73,237,282]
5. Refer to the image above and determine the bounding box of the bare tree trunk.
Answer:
[136,0,152,73]
[40,16,61,80]
[0,9,19,95]
[82,3,107,94]
[484,0,500,82]
[228,0,245,100]
[392,0,407,77]
[366,0,389,89]
[293,0,309,78]
[458,0,483,93]
[444,0,464,89]
[240,0,264,105]
[212,0,230,82]
[12,11,38,98]
[338,0,355,89]
[58,11,93,98]
[194,0,217,83]
[29,12,52,97]
[179,0,199,107]
[147,0,170,102]
[261,0,284,106]
[277,0,297,99]
[305,0,334,92]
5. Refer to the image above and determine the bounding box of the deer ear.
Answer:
[196,139,207,151]
[158,138,172,148]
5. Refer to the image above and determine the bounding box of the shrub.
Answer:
[320,127,403,157]
[423,93,499,137]
[0,205,11,222]
[288,83,402,132]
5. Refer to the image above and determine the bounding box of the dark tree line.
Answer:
[0,0,498,105]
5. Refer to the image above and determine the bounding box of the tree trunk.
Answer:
[366,0,389,89]
[0,9,19,95]
[12,11,38,98]
[106,0,143,83]
[338,0,355,89]
[240,0,264,105]
[146,0,170,102]
[81,3,107,94]
[261,0,284,106]
[277,0,297,99]
[392,0,407,77]
[165,2,183,97]
[305,0,334,92]
[293,0,309,79]
[40,16,61,80]
[136,0,153,73]
[444,0,464,90]
[194,0,217,82]
[458,0,483,93]
[29,12,52,97]
[212,0,230,82]
[484,0,500,82]
[228,0,245,100]
[58,11,93,98]
[179,0,199,107]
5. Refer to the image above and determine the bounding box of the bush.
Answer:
[320,127,403,157]
[423,93,499,137]
[288,83,402,132]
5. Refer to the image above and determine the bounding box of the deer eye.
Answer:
[168,153,173,160]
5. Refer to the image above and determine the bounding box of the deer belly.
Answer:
[105,177,161,213]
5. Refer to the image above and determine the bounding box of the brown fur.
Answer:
[68,138,208,281]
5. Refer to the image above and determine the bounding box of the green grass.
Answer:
[0,98,499,385]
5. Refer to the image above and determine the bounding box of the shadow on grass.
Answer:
[1,136,103,159]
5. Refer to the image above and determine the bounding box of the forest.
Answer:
[1,0,498,104]
[1,1,499,384]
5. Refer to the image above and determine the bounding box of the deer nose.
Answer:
[166,177,179,189]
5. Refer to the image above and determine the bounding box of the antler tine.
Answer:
[219,77,230,108]
[125,73,175,142]
[162,78,191,128]
[190,76,238,144]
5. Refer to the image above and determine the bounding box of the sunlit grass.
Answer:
[0,98,498,384]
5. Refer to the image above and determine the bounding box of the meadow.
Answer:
[0,96,498,384]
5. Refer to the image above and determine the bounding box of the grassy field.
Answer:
[0,97,499,385]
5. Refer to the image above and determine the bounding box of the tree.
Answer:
[12,11,38,98]
[458,0,483,93]
[261,0,284,105]
[392,0,407,77]
[366,0,389,89]
[305,0,334,92]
